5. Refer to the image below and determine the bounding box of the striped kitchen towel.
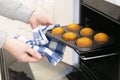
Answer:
[15,24,66,66]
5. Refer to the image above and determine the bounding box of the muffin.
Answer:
[67,24,80,31]
[76,37,93,47]
[80,27,94,36]
[94,32,109,42]
[63,32,77,41]
[51,27,65,35]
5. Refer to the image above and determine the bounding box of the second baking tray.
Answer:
[46,25,113,55]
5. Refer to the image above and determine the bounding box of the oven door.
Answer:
[66,63,99,80]
[82,53,120,80]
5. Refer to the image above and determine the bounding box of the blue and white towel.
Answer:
[15,24,66,66]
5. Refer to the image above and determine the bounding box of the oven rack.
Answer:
[78,51,118,60]
[74,46,120,60]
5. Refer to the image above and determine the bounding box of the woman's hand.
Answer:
[3,37,42,62]
[29,11,54,29]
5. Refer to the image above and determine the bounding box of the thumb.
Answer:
[47,18,54,25]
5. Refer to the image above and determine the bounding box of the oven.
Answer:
[67,0,120,80]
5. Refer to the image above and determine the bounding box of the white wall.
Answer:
[54,0,73,25]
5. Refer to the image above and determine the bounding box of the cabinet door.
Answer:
[0,49,9,80]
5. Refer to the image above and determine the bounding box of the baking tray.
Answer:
[46,25,113,54]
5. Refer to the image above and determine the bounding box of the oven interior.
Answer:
[79,4,120,58]
[67,1,120,80]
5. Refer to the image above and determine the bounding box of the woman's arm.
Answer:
[0,0,34,23]
[0,0,33,48]
[0,0,54,48]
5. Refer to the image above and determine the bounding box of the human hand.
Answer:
[3,37,42,62]
[29,11,54,29]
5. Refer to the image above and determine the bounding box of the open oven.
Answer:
[66,0,120,80]
[0,0,120,80]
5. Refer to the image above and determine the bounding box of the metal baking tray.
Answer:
[46,25,113,54]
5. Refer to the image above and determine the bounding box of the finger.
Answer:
[26,56,40,62]
[27,48,42,60]
[19,55,40,62]
[47,18,54,25]
[30,21,39,29]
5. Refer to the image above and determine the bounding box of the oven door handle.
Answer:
[80,53,118,60]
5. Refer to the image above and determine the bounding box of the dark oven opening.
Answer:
[79,4,120,58]
[78,2,120,80]
[81,5,120,39]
